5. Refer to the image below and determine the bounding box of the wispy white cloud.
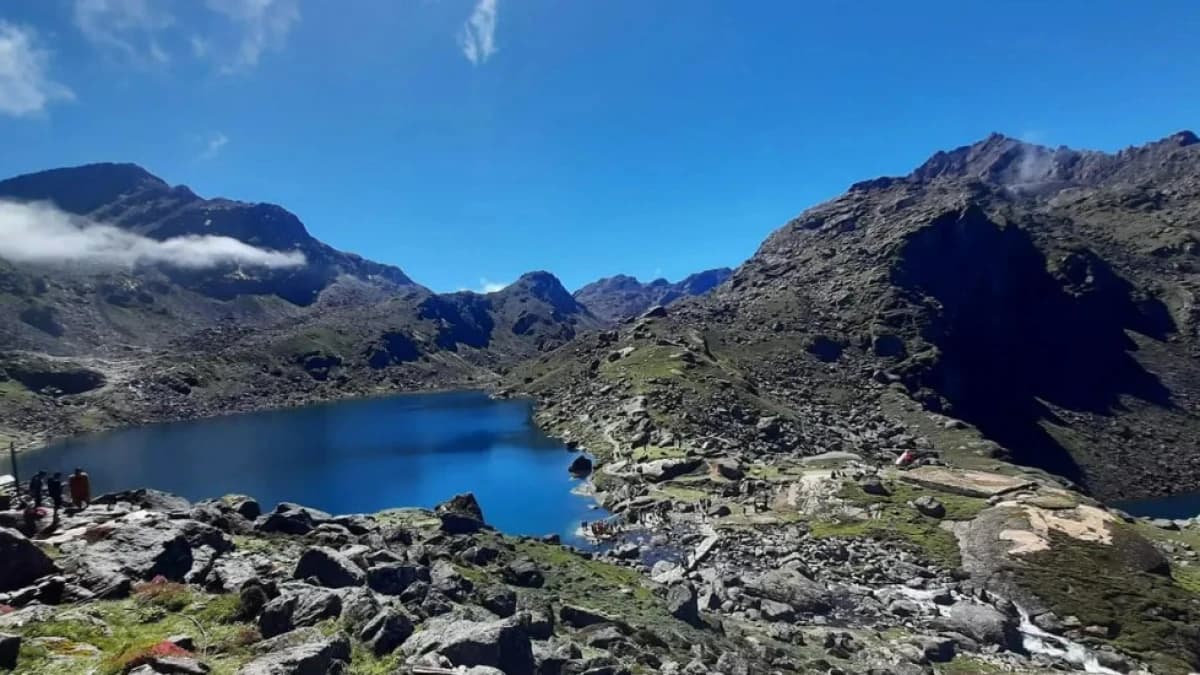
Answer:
[199,131,229,159]
[205,0,301,73]
[0,200,305,269]
[189,35,210,58]
[70,0,299,73]
[479,277,508,293]
[73,0,175,66]
[0,22,75,117]
[458,0,498,65]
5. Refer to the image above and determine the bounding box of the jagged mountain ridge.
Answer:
[510,130,1200,502]
[573,268,732,323]
[0,163,416,302]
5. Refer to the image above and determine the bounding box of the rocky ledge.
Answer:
[1,461,1198,674]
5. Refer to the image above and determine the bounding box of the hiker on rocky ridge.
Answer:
[28,470,46,506]
[69,467,91,509]
[47,472,64,517]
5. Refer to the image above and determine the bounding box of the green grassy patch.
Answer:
[846,482,988,521]
[373,508,440,530]
[746,462,814,482]
[1013,526,1200,673]
[1173,565,1200,595]
[0,378,32,400]
[10,592,261,675]
[654,484,708,503]
[271,326,354,360]
[599,345,687,383]
[937,656,1008,674]
[805,483,983,568]
[132,580,193,612]
[631,445,687,462]
[346,642,404,674]
[509,539,661,621]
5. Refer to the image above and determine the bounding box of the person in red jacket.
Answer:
[68,467,91,509]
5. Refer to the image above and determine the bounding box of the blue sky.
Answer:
[0,1,1197,293]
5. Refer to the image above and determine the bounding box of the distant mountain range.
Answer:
[573,269,732,323]
[0,163,634,444]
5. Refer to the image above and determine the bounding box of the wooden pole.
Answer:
[8,442,18,496]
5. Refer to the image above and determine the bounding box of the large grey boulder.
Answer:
[256,503,330,536]
[559,605,625,630]
[403,614,534,673]
[338,587,382,633]
[503,558,544,588]
[0,528,56,592]
[238,633,351,675]
[743,568,831,614]
[478,586,517,618]
[568,455,593,477]
[430,560,472,601]
[258,595,298,639]
[359,608,415,656]
[637,458,702,482]
[223,495,262,521]
[61,520,194,587]
[258,585,343,638]
[290,585,343,628]
[366,563,425,596]
[293,547,365,588]
[206,557,258,594]
[94,489,191,512]
[435,493,487,534]
[667,583,700,626]
[936,603,1022,651]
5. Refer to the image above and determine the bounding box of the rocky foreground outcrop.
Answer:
[1,449,1198,675]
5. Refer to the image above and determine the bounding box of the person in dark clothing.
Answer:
[47,472,64,517]
[29,471,46,507]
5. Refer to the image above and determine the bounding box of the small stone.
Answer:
[914,636,955,662]
[147,655,210,674]
[860,475,888,496]
[912,495,946,518]
[759,599,796,622]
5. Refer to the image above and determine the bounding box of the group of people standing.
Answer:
[26,467,91,514]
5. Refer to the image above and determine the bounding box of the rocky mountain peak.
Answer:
[1152,129,1199,149]
[506,271,581,314]
[0,163,170,214]
[574,268,733,323]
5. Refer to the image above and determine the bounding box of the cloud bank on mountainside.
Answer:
[0,199,305,270]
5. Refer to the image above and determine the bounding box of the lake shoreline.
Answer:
[19,390,607,545]
[7,379,508,457]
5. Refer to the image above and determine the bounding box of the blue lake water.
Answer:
[1113,492,1200,521]
[23,391,605,544]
